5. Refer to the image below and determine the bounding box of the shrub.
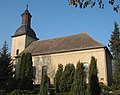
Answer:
[111,84,118,90]
[17,77,33,90]
[112,90,120,95]
[61,92,71,95]
[5,78,18,93]
[99,83,112,91]
[7,89,34,95]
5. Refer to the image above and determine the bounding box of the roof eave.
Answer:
[31,46,106,56]
[11,34,39,40]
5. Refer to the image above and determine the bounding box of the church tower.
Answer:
[11,5,38,59]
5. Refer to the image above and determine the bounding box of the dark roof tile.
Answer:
[22,32,105,55]
[12,25,38,39]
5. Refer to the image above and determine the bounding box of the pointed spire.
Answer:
[21,5,32,27]
[26,4,28,10]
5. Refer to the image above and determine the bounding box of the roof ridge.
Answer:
[34,32,105,47]
[22,32,106,55]
[36,32,88,42]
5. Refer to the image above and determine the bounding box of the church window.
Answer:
[42,65,47,76]
[33,66,36,79]
[16,49,19,55]
[83,62,89,82]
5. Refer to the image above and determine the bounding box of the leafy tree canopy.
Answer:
[68,0,120,13]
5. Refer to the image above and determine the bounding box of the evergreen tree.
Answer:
[0,41,14,89]
[25,53,33,78]
[109,21,120,85]
[55,64,63,93]
[19,53,33,79]
[39,73,50,95]
[71,61,86,95]
[87,56,100,95]
[60,63,75,93]
[19,53,26,79]
[17,53,33,90]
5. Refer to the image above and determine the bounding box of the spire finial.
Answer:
[26,4,28,10]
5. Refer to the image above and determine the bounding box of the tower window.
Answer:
[16,49,19,55]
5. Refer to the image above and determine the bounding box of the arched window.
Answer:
[16,49,19,55]
[33,66,36,79]
[42,65,47,76]
[83,62,89,82]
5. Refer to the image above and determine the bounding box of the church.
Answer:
[11,6,112,86]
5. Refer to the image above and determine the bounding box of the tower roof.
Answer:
[12,25,38,39]
[21,4,32,18]
[12,5,38,40]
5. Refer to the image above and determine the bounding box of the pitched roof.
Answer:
[22,32,105,55]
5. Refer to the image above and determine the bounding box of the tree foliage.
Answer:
[39,74,50,95]
[68,0,120,13]
[25,53,33,78]
[55,64,63,93]
[71,61,86,95]
[60,63,75,93]
[17,53,33,90]
[87,56,100,95]
[0,41,14,90]
[19,53,26,79]
[17,77,33,90]
[19,53,33,79]
[109,22,120,85]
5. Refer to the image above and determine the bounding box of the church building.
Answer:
[11,6,112,86]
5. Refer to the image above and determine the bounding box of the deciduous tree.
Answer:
[68,0,120,13]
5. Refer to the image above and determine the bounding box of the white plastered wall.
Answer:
[11,35,37,58]
[11,35,26,58]
[32,47,110,85]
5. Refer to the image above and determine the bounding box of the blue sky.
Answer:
[0,0,120,52]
